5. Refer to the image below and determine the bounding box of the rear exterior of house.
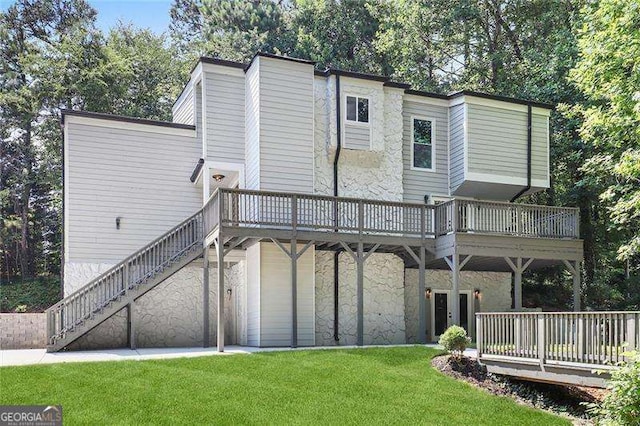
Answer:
[53,53,583,351]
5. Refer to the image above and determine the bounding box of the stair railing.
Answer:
[46,209,207,346]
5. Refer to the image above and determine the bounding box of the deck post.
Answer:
[291,195,298,348]
[572,261,581,312]
[291,238,298,348]
[126,302,135,350]
[216,237,225,352]
[626,314,637,351]
[537,314,546,367]
[203,244,210,347]
[418,246,427,344]
[451,254,460,325]
[514,258,523,311]
[356,241,364,346]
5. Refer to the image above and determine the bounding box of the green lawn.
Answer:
[0,347,567,425]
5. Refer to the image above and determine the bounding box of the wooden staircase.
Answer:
[46,211,205,352]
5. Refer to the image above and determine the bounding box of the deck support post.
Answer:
[215,236,225,352]
[126,302,135,350]
[418,246,427,344]
[562,260,581,311]
[451,254,460,326]
[444,254,472,327]
[203,244,210,347]
[341,242,380,346]
[403,244,428,344]
[271,237,315,348]
[572,261,581,312]
[514,258,522,311]
[291,238,298,348]
[356,242,364,346]
[504,257,534,311]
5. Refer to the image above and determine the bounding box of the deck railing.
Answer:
[477,312,640,367]
[205,189,580,240]
[46,211,204,346]
[214,188,434,237]
[435,199,579,238]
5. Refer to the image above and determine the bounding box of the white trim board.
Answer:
[465,172,549,188]
[63,115,196,137]
[449,95,551,117]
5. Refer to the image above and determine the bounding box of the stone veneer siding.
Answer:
[404,269,512,343]
[313,78,408,346]
[315,251,405,345]
[0,313,47,349]
[66,260,246,350]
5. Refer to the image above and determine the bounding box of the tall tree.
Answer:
[170,0,292,63]
[0,0,100,279]
[571,0,640,265]
[291,0,391,73]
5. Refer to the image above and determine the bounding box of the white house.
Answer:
[49,52,583,352]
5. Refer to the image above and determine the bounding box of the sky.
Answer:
[89,0,173,34]
[0,0,173,35]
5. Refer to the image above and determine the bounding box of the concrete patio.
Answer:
[0,344,477,367]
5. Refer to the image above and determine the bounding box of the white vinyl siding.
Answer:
[195,83,203,148]
[65,120,200,263]
[172,86,194,125]
[403,101,449,202]
[204,71,245,163]
[344,125,371,150]
[259,243,314,347]
[245,61,261,190]
[257,57,314,193]
[466,103,548,184]
[449,104,465,193]
[531,113,549,182]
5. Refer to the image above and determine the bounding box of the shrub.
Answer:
[589,351,640,425]
[439,325,471,357]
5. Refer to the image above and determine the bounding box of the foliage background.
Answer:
[1,0,638,311]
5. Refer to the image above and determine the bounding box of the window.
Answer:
[346,96,369,123]
[412,118,434,170]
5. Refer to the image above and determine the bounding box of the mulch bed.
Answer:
[432,354,608,425]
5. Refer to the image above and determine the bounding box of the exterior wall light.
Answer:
[212,174,225,182]
[116,216,122,229]
[474,289,481,299]
[425,288,432,299]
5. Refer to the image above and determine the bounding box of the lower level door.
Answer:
[432,291,472,341]
[433,292,450,339]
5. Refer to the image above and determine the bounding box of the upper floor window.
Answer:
[346,95,369,124]
[412,117,435,171]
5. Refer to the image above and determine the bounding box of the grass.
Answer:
[0,347,567,425]
[0,275,61,312]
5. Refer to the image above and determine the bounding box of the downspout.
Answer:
[510,104,532,202]
[333,73,342,342]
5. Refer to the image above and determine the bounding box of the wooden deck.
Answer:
[203,188,581,254]
[476,312,640,387]
[203,188,584,351]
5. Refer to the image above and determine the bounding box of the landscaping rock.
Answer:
[432,354,605,425]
